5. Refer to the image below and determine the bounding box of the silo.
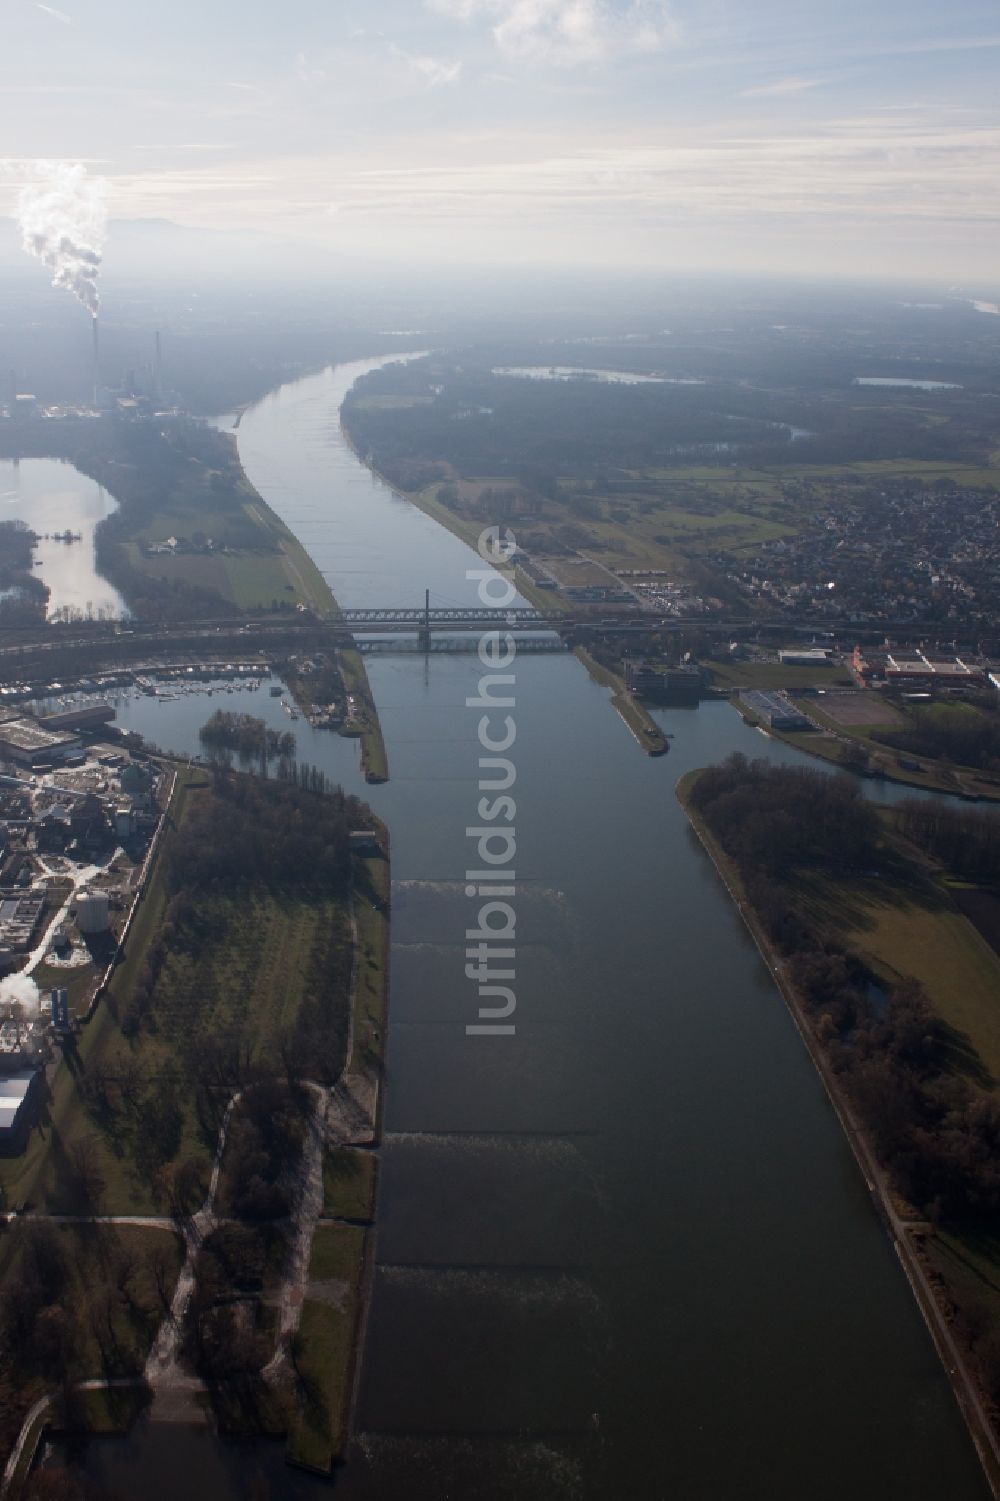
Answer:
[76,890,111,935]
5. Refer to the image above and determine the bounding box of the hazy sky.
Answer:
[2,0,999,281]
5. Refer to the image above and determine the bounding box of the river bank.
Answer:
[337,414,560,614]
[572,646,668,755]
[216,426,389,784]
[676,768,1000,1499]
[46,357,991,1501]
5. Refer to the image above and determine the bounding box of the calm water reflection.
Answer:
[0,457,124,620]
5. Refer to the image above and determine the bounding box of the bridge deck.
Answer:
[335,607,561,625]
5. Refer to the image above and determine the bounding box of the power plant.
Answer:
[3,329,173,420]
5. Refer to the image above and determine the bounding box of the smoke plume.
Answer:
[16,161,108,317]
[0,974,42,1018]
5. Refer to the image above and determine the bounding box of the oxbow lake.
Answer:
[0,457,124,620]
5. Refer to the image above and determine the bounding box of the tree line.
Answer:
[895,797,1000,882]
[199,710,296,766]
[0,519,48,625]
[688,754,880,876]
[165,767,360,895]
[874,702,1000,774]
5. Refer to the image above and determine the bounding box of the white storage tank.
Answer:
[76,889,111,935]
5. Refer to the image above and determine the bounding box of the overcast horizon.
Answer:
[2,0,1000,283]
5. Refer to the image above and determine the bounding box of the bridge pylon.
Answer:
[418,588,431,651]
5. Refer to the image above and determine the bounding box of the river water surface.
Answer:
[75,361,989,1500]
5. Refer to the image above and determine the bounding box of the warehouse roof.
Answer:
[0,719,77,752]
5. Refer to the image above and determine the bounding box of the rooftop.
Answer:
[0,719,77,752]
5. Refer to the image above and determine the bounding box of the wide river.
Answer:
[84,360,989,1500]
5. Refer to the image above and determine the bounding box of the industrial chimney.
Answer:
[91,316,100,409]
[154,331,163,401]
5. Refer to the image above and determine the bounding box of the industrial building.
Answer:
[625,660,703,702]
[0,718,81,768]
[741,690,811,731]
[852,646,987,688]
[37,703,116,734]
[49,988,71,1031]
[778,649,832,668]
[0,894,45,952]
[0,1019,41,1069]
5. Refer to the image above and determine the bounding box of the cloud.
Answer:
[428,0,675,67]
[390,44,463,86]
[741,77,822,99]
[34,2,72,22]
[107,110,1000,240]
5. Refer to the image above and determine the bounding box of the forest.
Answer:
[343,348,1000,487]
[896,798,1000,883]
[163,766,359,896]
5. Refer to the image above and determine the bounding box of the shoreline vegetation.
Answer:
[0,759,391,1493]
[677,760,1000,1497]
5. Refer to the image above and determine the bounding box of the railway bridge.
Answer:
[333,596,562,647]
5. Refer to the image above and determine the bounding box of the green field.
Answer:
[286,1224,367,1471]
[350,851,390,1074]
[794,852,1000,1087]
[323,1148,377,1221]
[123,476,336,614]
[850,895,1000,1085]
[789,697,1000,802]
[709,660,853,691]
